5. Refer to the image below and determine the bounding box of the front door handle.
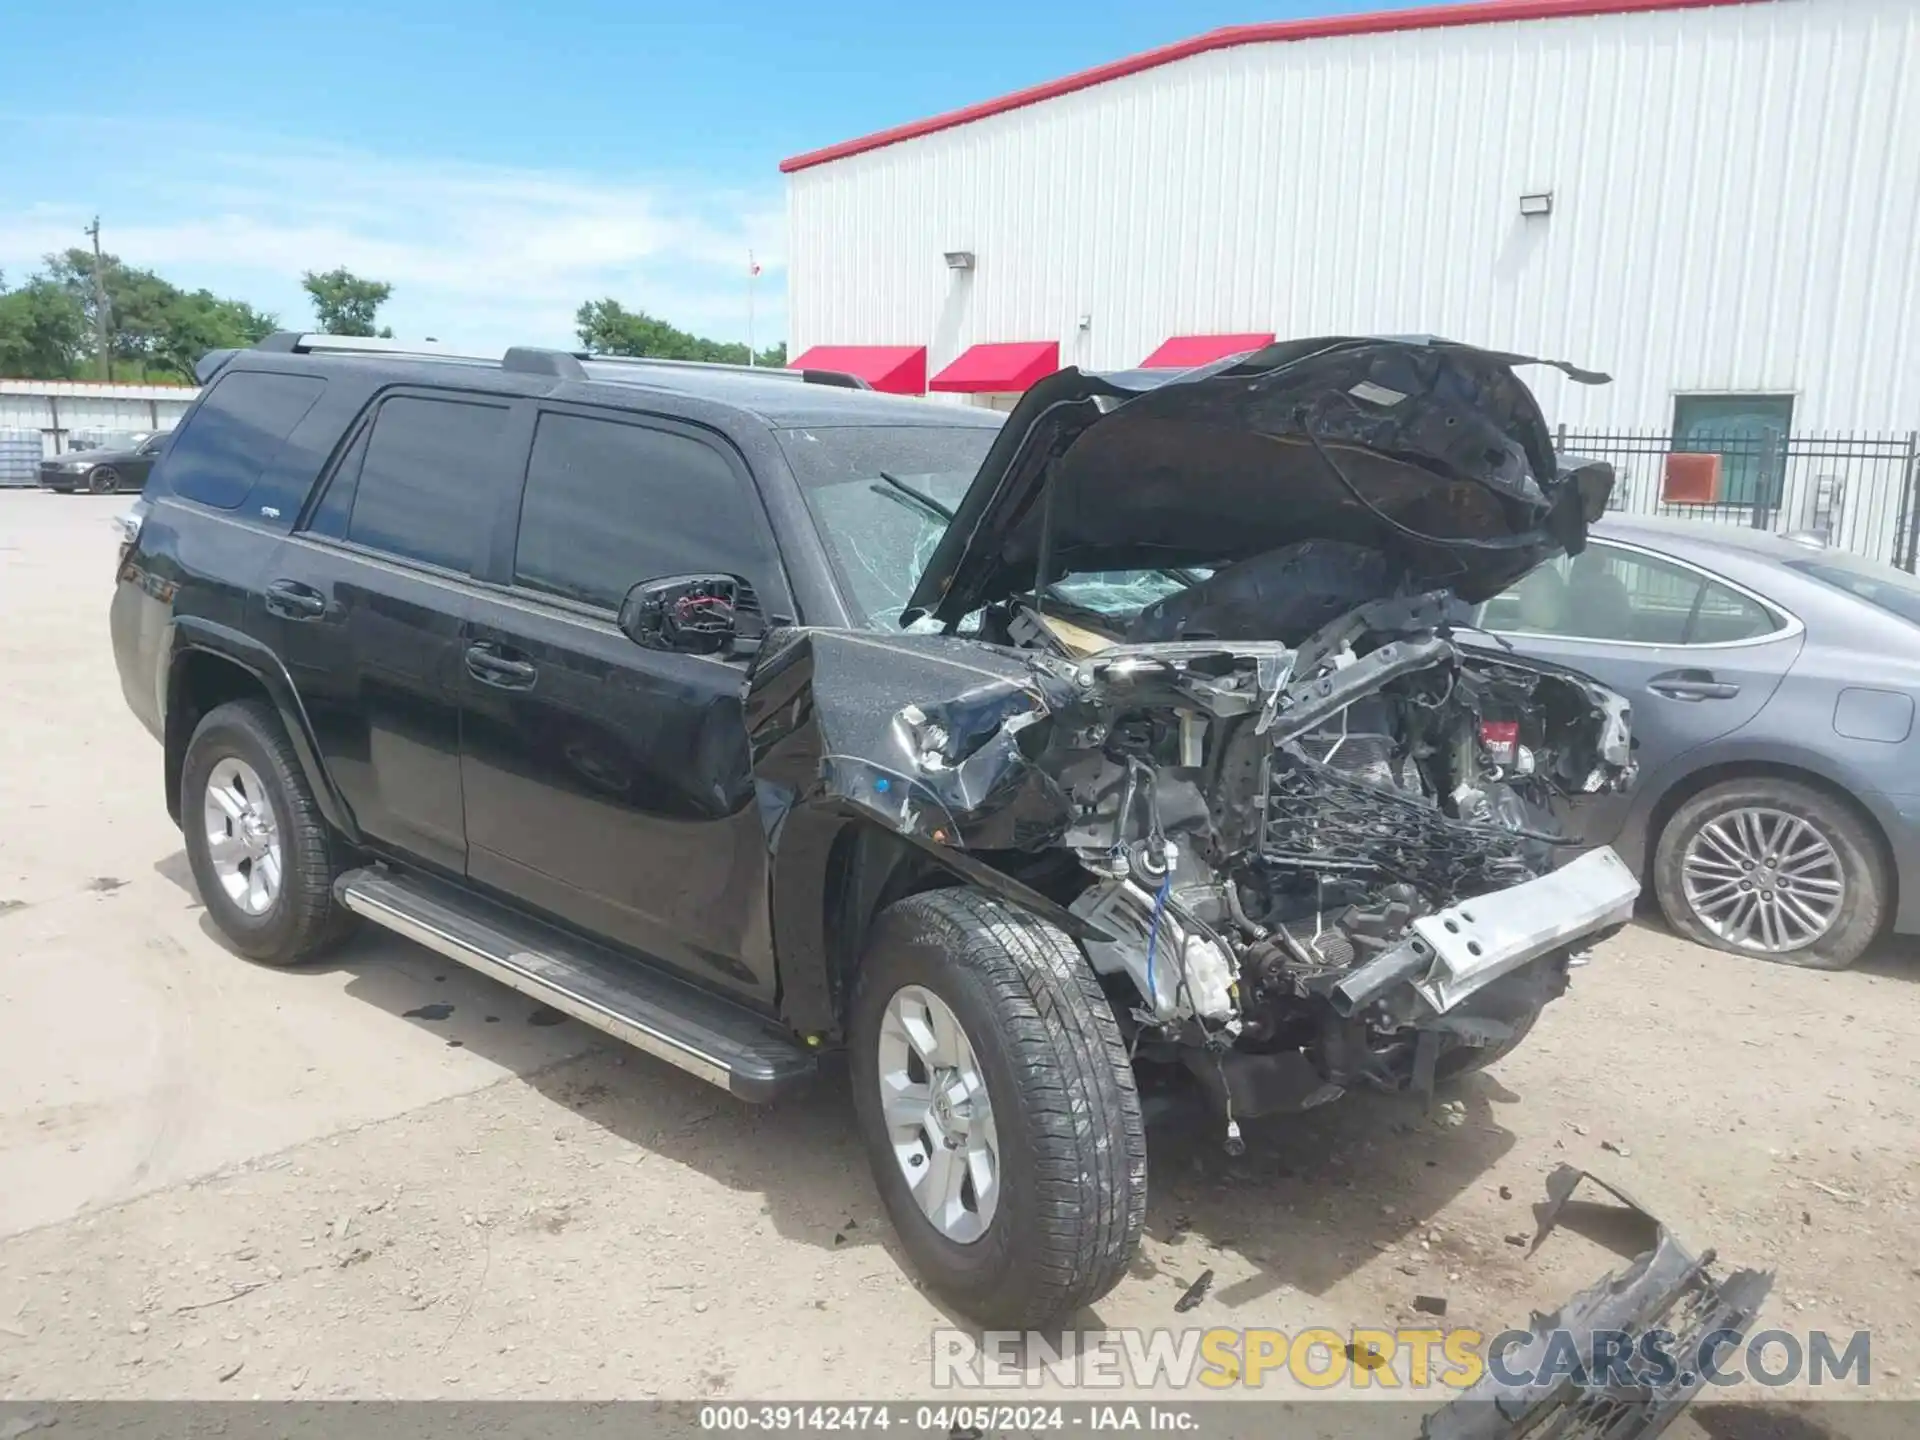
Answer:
[465,643,537,689]
[1648,669,1741,701]
[265,579,326,620]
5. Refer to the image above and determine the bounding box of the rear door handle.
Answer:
[1648,670,1741,701]
[265,579,326,620]
[465,643,537,689]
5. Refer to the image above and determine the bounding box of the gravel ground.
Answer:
[2,493,1915,1425]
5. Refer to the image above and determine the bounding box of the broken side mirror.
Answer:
[618,574,761,657]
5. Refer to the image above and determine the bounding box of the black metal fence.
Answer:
[1558,427,1920,571]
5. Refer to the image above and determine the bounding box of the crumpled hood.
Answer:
[902,335,1615,628]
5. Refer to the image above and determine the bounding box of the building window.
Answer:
[1672,394,1794,506]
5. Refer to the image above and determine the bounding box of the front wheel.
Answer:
[87,465,120,494]
[850,889,1146,1328]
[1653,778,1885,970]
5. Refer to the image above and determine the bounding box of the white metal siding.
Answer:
[789,0,1920,432]
[0,384,195,457]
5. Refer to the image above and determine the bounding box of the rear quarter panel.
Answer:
[1608,574,1920,933]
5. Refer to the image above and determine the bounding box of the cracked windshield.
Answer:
[779,423,1192,631]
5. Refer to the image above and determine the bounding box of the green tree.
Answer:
[1,254,276,381]
[152,291,280,382]
[0,271,88,379]
[576,299,785,368]
[45,247,176,376]
[38,248,277,380]
[302,268,394,337]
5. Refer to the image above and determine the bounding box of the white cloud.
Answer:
[0,119,787,354]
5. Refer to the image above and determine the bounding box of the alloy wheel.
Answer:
[876,984,1000,1243]
[202,756,283,916]
[1681,806,1844,954]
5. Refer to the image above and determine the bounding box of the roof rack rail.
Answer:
[253,332,497,364]
[584,354,872,390]
[244,335,873,391]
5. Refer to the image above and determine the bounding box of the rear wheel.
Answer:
[849,889,1146,1328]
[1653,778,1884,970]
[181,699,354,965]
[87,465,120,494]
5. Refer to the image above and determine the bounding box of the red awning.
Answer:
[1139,332,1276,369]
[788,345,927,394]
[929,341,1060,393]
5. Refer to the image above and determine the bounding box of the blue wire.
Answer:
[1144,872,1172,1012]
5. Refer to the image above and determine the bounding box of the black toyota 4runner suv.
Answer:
[114,332,1643,1328]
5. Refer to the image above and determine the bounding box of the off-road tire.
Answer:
[181,699,354,965]
[850,889,1147,1328]
[1653,777,1884,971]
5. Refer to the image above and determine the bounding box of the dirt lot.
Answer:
[2,492,1916,1417]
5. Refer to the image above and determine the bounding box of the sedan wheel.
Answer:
[1681,806,1846,953]
[87,465,120,494]
[1654,778,1885,970]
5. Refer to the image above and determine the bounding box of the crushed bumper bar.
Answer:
[1331,848,1639,1019]
[1411,847,1640,1014]
[1421,1166,1773,1439]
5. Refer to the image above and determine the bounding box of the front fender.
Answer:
[748,627,1104,1037]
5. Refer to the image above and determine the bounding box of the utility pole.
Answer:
[84,216,111,382]
[747,251,760,367]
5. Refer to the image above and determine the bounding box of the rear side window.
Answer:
[342,396,510,571]
[1480,544,1778,644]
[513,412,768,610]
[302,425,371,540]
[164,372,327,510]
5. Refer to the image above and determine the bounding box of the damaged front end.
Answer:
[889,593,1637,1121]
[768,336,1641,1121]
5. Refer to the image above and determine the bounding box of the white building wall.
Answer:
[788,0,1920,434]
[0,381,197,454]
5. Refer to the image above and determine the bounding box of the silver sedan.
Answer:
[1466,516,1920,970]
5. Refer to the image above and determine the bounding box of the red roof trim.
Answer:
[1140,332,1278,368]
[789,344,928,394]
[781,0,1761,173]
[929,341,1060,394]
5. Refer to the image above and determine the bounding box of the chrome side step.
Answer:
[335,868,815,1102]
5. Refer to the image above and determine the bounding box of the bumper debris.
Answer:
[1421,1166,1774,1439]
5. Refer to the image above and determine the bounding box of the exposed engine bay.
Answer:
[887,564,1636,1127]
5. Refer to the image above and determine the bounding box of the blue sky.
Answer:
[1,0,1426,353]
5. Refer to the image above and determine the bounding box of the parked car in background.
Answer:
[1465,515,1920,970]
[39,431,169,494]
